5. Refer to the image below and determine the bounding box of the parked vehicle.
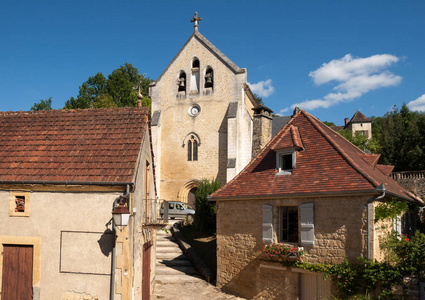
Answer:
[160,201,195,219]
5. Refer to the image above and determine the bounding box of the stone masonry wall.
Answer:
[392,171,425,200]
[150,35,249,201]
[217,195,372,299]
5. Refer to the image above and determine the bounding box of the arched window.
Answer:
[205,67,213,89]
[191,58,200,93]
[187,134,199,161]
[178,71,186,93]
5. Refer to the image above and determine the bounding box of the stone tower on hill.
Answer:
[149,13,267,204]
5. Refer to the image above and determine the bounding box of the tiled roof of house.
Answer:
[349,111,372,123]
[212,109,423,205]
[0,108,151,184]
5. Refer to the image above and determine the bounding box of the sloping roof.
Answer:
[150,30,245,87]
[272,116,291,136]
[0,108,151,184]
[349,110,372,124]
[212,110,423,205]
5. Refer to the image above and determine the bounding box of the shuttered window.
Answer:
[300,203,315,246]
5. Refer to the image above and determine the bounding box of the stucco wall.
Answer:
[216,195,373,299]
[0,189,123,299]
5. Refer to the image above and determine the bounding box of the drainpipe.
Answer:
[367,184,386,260]
[110,185,131,300]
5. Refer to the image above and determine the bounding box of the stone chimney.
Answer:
[344,118,349,126]
[252,105,273,158]
[137,92,143,108]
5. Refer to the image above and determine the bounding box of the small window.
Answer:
[176,204,184,210]
[9,192,31,217]
[276,150,295,175]
[169,203,175,209]
[187,135,199,161]
[205,68,213,89]
[191,58,200,93]
[178,71,186,93]
[280,206,298,243]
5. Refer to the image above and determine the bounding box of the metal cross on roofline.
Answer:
[190,12,202,31]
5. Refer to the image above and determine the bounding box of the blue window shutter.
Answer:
[300,203,314,246]
[262,204,273,244]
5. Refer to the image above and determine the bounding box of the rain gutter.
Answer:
[366,184,386,260]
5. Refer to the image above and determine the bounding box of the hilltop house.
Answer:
[212,109,423,299]
[0,107,159,300]
[332,110,373,139]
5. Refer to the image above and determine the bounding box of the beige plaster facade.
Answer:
[347,122,373,140]
[215,194,393,299]
[0,125,157,300]
[149,30,257,202]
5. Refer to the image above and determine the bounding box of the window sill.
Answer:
[277,170,292,175]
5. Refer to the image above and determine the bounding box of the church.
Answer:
[149,13,272,204]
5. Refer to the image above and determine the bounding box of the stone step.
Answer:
[156,240,178,247]
[155,274,204,285]
[156,252,188,260]
[157,259,193,267]
[156,265,199,276]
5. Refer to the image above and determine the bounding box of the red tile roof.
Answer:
[0,108,150,184]
[213,110,423,205]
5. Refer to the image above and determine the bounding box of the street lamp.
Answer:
[112,196,130,227]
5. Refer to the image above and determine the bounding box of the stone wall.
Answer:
[216,194,378,299]
[150,34,255,202]
[392,171,425,200]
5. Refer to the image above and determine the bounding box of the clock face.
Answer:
[190,105,200,116]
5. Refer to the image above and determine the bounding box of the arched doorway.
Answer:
[177,180,199,208]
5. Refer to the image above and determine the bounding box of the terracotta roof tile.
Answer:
[0,108,150,184]
[213,110,423,205]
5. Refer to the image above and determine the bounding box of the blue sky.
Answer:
[1,0,424,125]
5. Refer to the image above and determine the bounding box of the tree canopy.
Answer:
[31,97,52,111]
[64,63,153,109]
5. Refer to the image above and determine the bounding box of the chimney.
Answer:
[252,105,273,158]
[344,118,349,126]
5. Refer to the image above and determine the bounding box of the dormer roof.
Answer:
[212,109,423,205]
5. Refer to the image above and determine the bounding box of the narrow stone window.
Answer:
[191,58,200,93]
[187,135,199,161]
[178,71,186,93]
[205,67,213,89]
[187,140,192,161]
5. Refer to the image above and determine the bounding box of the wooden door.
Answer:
[142,242,151,300]
[2,245,33,300]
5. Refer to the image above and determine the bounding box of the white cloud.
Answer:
[248,79,275,98]
[408,94,425,112]
[292,54,402,111]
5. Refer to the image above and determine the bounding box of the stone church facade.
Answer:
[149,14,260,203]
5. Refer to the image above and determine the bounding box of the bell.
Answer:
[206,77,212,84]
[179,80,185,87]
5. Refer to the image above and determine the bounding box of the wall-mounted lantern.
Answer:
[112,196,130,227]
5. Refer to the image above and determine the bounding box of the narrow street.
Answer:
[153,221,245,300]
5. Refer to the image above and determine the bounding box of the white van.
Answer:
[160,201,195,219]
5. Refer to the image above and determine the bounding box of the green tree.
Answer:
[106,63,151,107]
[193,179,221,234]
[378,104,425,171]
[63,63,153,109]
[323,121,336,127]
[31,97,52,111]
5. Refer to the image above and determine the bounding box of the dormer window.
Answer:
[276,149,296,175]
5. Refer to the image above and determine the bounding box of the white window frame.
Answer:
[276,148,296,175]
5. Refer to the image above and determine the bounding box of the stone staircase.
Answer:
[155,223,204,285]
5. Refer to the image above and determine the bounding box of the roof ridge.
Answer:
[301,110,380,187]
